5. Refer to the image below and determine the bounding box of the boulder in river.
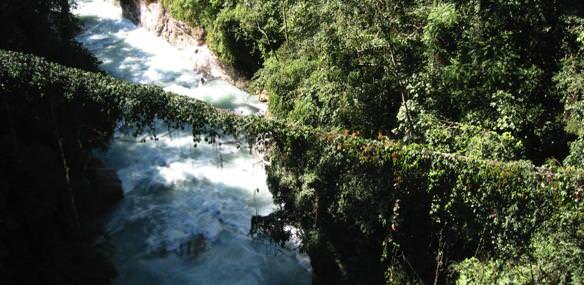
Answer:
[177,234,208,257]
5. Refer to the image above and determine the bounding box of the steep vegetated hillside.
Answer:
[152,0,584,284]
[158,0,583,164]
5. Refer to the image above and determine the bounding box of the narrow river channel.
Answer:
[74,1,311,284]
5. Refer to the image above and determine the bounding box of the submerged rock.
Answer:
[87,159,123,210]
[177,234,207,257]
[94,168,124,203]
[257,90,269,103]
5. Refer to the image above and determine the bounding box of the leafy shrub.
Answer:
[453,212,584,284]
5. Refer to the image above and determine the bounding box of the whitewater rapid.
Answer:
[74,1,311,284]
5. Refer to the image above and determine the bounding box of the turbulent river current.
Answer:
[73,1,311,284]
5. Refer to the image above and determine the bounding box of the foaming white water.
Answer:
[74,1,309,284]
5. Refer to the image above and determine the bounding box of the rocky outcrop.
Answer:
[121,0,205,47]
[119,0,248,87]
[257,90,269,103]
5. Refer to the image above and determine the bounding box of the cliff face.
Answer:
[119,0,247,87]
[121,0,205,47]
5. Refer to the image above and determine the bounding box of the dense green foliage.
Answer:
[158,0,584,163]
[558,16,584,168]
[150,2,584,282]
[2,49,583,284]
[268,134,583,284]
[2,0,584,283]
[0,0,98,70]
[159,0,287,76]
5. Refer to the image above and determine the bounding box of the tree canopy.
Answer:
[1,48,583,284]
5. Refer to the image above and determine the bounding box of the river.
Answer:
[73,1,311,284]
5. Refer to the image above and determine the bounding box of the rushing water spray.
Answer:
[74,1,311,284]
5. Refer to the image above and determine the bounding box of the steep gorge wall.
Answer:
[119,0,248,87]
[121,0,205,47]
